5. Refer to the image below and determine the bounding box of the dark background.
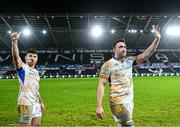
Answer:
[0,0,180,13]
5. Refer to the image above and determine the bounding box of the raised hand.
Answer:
[10,32,21,41]
[152,25,161,39]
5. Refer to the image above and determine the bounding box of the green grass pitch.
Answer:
[0,76,180,126]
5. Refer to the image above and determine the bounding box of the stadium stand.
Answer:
[0,49,180,79]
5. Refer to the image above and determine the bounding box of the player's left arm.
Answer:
[136,25,161,64]
[38,95,46,113]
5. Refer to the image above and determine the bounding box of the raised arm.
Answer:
[96,77,107,119]
[10,32,22,68]
[136,25,161,64]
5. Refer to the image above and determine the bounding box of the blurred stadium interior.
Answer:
[0,13,180,78]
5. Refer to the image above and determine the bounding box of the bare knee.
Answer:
[19,122,30,127]
[31,117,41,126]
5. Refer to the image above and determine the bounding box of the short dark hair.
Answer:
[26,49,38,56]
[113,39,126,49]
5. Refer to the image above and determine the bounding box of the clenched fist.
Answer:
[10,32,21,41]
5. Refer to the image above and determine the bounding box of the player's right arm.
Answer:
[96,77,107,119]
[10,32,22,69]
[96,62,110,119]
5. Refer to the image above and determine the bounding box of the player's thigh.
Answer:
[110,104,133,126]
[31,102,42,126]
[18,105,33,125]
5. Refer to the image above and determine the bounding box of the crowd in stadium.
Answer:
[1,49,180,79]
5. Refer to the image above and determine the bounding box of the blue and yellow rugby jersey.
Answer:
[16,63,40,105]
[100,56,137,105]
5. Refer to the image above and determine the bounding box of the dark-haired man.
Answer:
[96,25,161,126]
[11,32,45,126]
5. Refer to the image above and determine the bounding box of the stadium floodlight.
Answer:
[22,28,31,36]
[111,29,115,33]
[42,30,47,34]
[91,25,103,37]
[127,30,131,32]
[130,29,137,33]
[166,26,180,36]
[8,30,12,34]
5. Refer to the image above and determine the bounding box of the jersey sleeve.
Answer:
[99,62,110,80]
[16,63,26,84]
